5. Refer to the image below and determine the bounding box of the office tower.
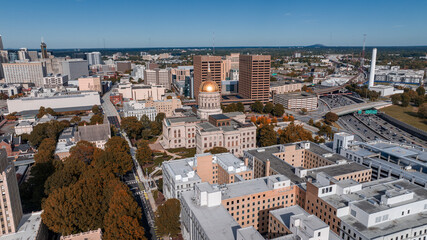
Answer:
[0,35,3,50]
[8,52,17,63]
[193,55,222,101]
[61,59,89,80]
[0,50,8,79]
[239,55,271,102]
[27,51,38,62]
[40,40,48,59]
[116,61,131,73]
[144,68,171,89]
[0,149,23,235]
[3,62,46,86]
[85,52,102,65]
[17,48,29,61]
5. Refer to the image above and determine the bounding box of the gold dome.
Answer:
[200,80,219,92]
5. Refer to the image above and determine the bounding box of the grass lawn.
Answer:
[168,147,197,158]
[381,105,427,132]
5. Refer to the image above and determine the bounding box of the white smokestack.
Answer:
[368,48,377,88]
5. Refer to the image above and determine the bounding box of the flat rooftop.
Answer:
[270,205,327,230]
[220,175,290,199]
[0,211,43,240]
[181,191,240,240]
[309,162,369,178]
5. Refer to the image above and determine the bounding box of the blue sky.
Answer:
[1,0,426,49]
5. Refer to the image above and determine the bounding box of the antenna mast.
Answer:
[213,32,215,55]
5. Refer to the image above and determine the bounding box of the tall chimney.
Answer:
[265,159,270,177]
[368,48,377,88]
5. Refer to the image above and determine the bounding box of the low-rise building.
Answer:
[78,76,102,93]
[196,114,257,157]
[162,153,252,199]
[43,74,68,88]
[270,81,303,95]
[75,123,111,149]
[268,205,340,240]
[55,127,76,160]
[374,65,425,85]
[273,92,318,110]
[334,132,427,187]
[0,211,48,240]
[145,96,182,117]
[7,91,100,114]
[14,121,34,135]
[123,101,157,121]
[116,83,165,101]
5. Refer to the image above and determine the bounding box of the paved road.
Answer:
[101,86,121,119]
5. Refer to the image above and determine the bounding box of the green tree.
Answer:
[204,147,229,154]
[92,105,100,114]
[140,115,151,129]
[401,93,411,107]
[257,124,277,147]
[69,141,97,163]
[325,112,339,125]
[155,199,181,238]
[414,95,424,107]
[121,117,143,140]
[70,116,81,125]
[96,137,133,176]
[416,86,425,96]
[90,114,104,125]
[391,94,401,105]
[236,102,245,112]
[272,104,285,117]
[150,121,162,136]
[36,106,46,118]
[136,140,153,165]
[418,103,427,118]
[155,113,166,124]
[263,102,274,114]
[251,101,264,113]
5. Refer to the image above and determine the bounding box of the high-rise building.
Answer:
[193,55,222,101]
[0,149,23,235]
[27,51,38,62]
[8,52,17,63]
[239,55,271,102]
[3,62,47,86]
[144,68,171,89]
[0,50,8,79]
[17,48,29,61]
[61,59,89,80]
[85,52,102,65]
[116,61,131,73]
[0,35,3,50]
[40,41,48,59]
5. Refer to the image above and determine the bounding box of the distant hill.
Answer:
[306,44,327,48]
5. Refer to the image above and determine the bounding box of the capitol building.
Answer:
[197,66,222,120]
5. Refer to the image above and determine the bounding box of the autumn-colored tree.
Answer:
[301,108,308,115]
[44,156,87,195]
[289,115,295,122]
[308,118,314,126]
[401,93,411,107]
[155,198,181,238]
[136,140,153,165]
[272,117,278,123]
[96,137,133,176]
[250,116,256,123]
[391,94,401,105]
[34,138,56,163]
[36,106,46,118]
[325,112,339,124]
[257,124,277,147]
[150,121,162,136]
[278,122,313,144]
[155,113,166,124]
[70,116,81,124]
[204,147,229,154]
[103,183,146,240]
[283,116,289,121]
[69,141,97,163]
[29,121,64,147]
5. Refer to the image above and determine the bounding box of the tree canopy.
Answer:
[278,122,313,144]
[155,199,181,238]
[204,147,229,154]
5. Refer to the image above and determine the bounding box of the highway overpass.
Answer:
[331,101,392,116]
